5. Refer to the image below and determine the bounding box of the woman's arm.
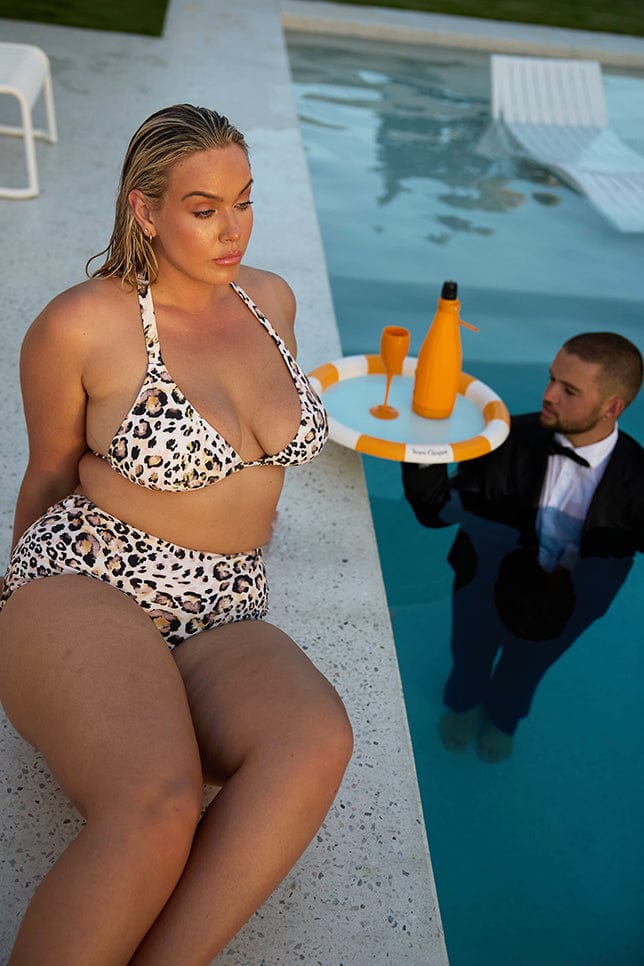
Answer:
[12,289,91,547]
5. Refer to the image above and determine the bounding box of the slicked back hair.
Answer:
[87,104,249,287]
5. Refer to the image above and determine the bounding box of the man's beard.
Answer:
[539,406,602,437]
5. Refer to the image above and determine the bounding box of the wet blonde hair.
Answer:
[87,104,250,287]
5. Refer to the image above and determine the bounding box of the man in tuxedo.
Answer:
[402,332,643,762]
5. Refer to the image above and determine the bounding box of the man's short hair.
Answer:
[563,332,643,407]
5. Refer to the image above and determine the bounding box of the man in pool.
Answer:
[402,331,644,762]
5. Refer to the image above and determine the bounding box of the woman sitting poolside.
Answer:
[0,104,353,965]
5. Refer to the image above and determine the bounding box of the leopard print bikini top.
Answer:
[94,281,328,491]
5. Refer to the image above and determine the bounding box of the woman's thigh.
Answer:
[0,575,203,813]
[173,619,352,786]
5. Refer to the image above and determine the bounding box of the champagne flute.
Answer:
[370,325,411,420]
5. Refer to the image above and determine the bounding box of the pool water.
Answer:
[288,33,644,966]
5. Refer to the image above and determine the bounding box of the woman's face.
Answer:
[144,144,254,287]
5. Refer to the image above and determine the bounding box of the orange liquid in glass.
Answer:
[370,325,410,421]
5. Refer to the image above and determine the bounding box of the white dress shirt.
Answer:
[537,425,618,571]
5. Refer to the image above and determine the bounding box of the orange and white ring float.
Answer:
[309,354,510,464]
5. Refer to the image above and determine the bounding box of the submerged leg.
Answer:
[476,711,514,763]
[438,707,480,751]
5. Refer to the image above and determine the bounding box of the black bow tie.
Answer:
[547,439,590,467]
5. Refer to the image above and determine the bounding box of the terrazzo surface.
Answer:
[0,1,446,963]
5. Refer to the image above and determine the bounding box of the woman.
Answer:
[0,104,352,965]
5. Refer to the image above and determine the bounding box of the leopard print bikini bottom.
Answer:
[1,494,269,649]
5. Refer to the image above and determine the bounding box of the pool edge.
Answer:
[281,0,644,68]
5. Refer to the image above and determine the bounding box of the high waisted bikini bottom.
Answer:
[1,494,269,649]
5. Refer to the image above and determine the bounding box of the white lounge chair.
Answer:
[0,42,58,199]
[482,54,644,233]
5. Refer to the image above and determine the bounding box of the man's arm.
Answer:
[401,463,452,528]
[402,415,547,533]
[583,430,644,557]
[401,451,495,529]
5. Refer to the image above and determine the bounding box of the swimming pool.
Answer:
[288,32,644,966]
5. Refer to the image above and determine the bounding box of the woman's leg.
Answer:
[0,575,205,966]
[132,619,353,965]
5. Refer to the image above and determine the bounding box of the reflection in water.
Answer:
[289,36,563,243]
[532,189,561,206]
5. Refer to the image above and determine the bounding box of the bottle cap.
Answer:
[441,280,458,299]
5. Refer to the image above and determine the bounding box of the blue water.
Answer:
[287,33,644,966]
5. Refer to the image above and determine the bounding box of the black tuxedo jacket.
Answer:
[402,412,644,560]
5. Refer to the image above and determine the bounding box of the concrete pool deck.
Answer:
[0,2,445,963]
[1,2,642,963]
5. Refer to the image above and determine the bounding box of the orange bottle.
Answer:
[412,280,477,419]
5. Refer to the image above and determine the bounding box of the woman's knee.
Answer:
[323,688,354,775]
[141,778,203,862]
[284,685,353,790]
[92,769,203,864]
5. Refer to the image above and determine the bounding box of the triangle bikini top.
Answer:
[93,281,328,491]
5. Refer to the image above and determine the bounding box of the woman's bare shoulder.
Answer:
[23,277,136,352]
[236,266,296,344]
[237,266,295,316]
[32,277,133,326]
